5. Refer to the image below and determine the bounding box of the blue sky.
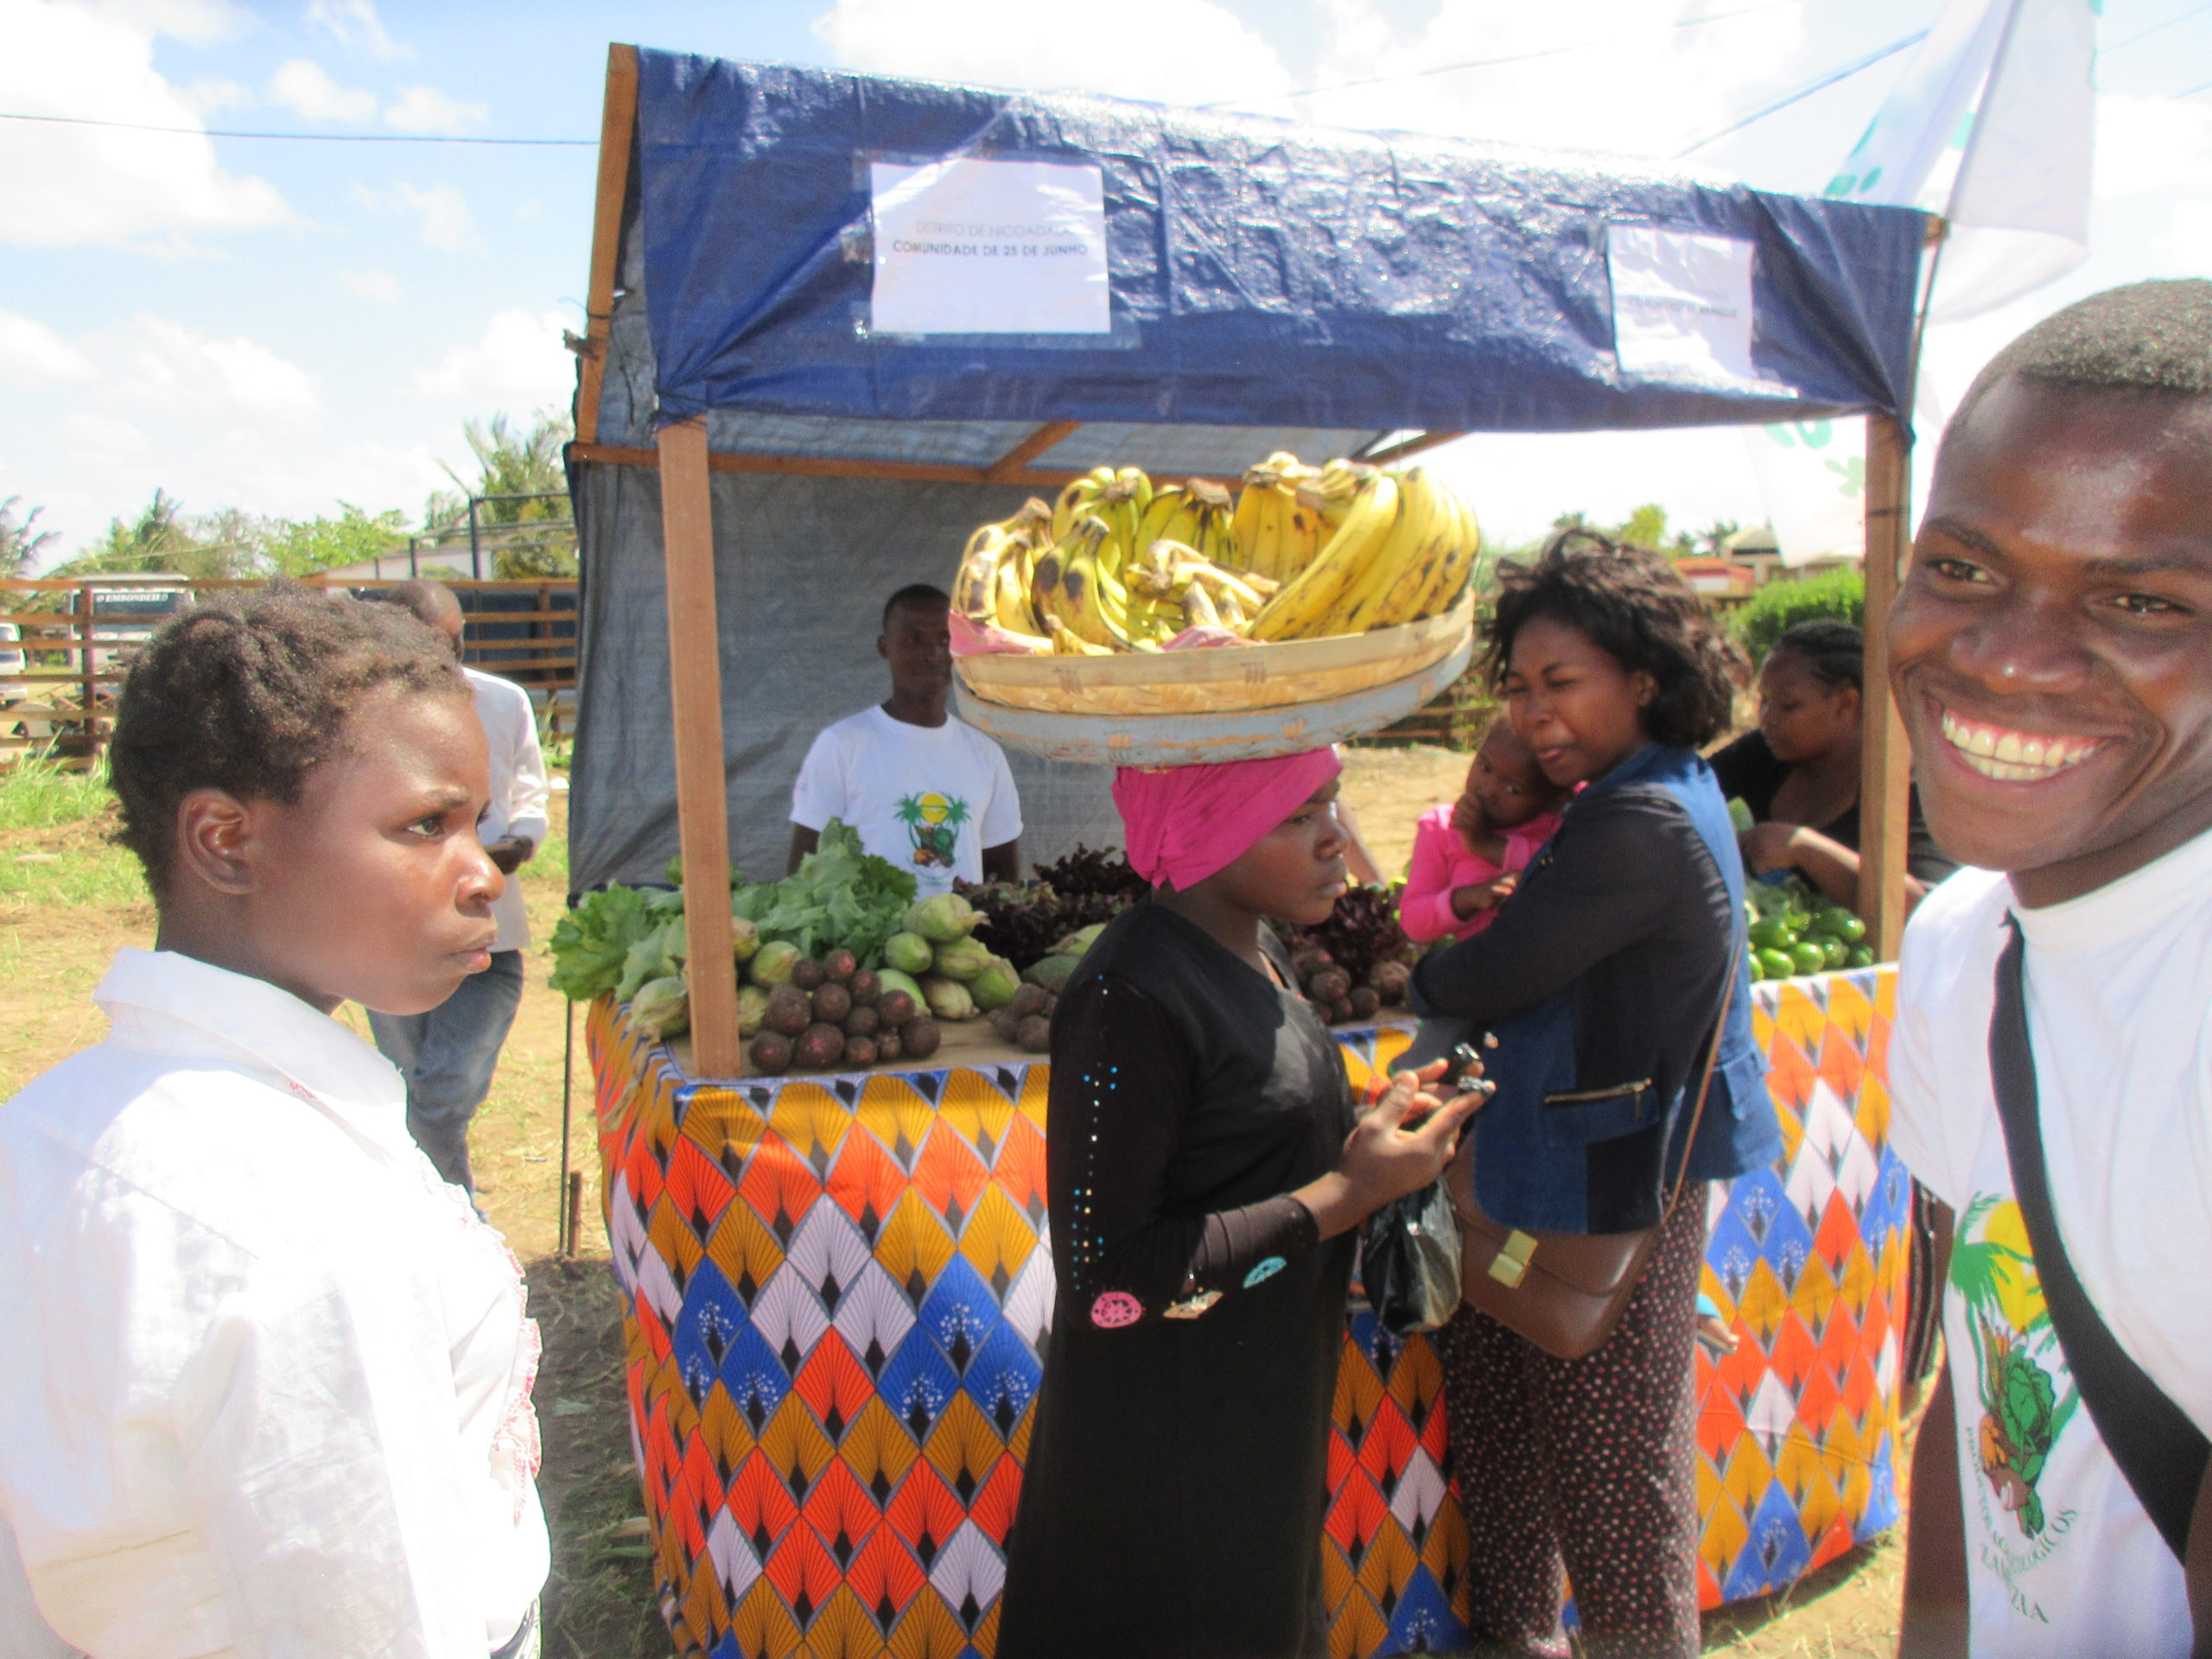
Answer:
[3,0,2209,562]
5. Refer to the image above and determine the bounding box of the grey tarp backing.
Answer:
[568,461,1121,899]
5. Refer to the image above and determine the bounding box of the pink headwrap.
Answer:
[1112,747,1344,892]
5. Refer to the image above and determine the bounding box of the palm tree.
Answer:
[426,412,577,578]
[0,497,57,577]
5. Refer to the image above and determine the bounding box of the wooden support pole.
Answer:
[658,417,744,1076]
[575,45,640,448]
[1859,411,1913,961]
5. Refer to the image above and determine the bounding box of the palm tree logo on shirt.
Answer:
[895,792,969,868]
[1949,1194,2080,1539]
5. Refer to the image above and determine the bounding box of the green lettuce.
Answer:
[549,882,655,1001]
[734,818,917,967]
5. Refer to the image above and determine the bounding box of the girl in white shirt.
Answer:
[0,588,548,1658]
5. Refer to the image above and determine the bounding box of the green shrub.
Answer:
[1731,566,1865,666]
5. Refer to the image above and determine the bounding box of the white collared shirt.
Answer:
[0,950,549,1658]
[464,668,550,957]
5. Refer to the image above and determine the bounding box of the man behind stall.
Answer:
[789,583,1022,892]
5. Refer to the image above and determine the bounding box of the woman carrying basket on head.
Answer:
[1407,532,1781,1659]
[995,747,1484,1659]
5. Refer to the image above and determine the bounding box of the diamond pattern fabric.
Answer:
[588,965,1906,1657]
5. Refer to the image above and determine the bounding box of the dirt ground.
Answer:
[0,748,1909,1657]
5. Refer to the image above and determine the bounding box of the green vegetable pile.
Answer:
[1745,873,1875,982]
[549,818,919,1035]
[730,819,918,965]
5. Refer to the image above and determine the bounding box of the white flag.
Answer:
[1745,0,2095,563]
[1929,0,2096,320]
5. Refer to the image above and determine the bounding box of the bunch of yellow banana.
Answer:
[1229,453,1330,582]
[951,497,1058,643]
[1242,465,1480,642]
[952,453,1478,655]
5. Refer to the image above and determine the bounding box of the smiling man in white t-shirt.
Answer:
[1886,282,2212,1658]
[788,583,1022,894]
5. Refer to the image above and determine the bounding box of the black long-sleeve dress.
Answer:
[995,901,1357,1659]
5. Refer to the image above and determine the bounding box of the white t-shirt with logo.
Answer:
[789,706,1022,895]
[1889,832,2212,1658]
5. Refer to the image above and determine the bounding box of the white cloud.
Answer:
[2173,200,2212,274]
[99,315,322,425]
[0,0,291,250]
[353,181,474,250]
[270,58,376,123]
[2094,93,2212,200]
[181,75,251,115]
[94,0,245,45]
[1292,0,1809,158]
[815,0,1298,109]
[383,85,489,135]
[0,309,97,385]
[409,308,573,414]
[338,267,403,304]
[306,0,407,60]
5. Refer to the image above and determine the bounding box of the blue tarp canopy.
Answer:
[620,50,1929,456]
[566,51,1931,903]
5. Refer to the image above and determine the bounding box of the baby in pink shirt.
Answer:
[1398,720,1569,944]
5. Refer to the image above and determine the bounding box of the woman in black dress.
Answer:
[996,747,1481,1659]
[1710,620,1954,908]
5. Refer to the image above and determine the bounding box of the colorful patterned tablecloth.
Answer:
[591,966,1906,1657]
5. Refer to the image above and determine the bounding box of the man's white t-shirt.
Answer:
[790,706,1022,895]
[463,667,550,956]
[1888,832,2212,1658]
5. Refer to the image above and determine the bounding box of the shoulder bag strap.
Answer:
[1988,915,2209,1560]
[1662,915,1739,1220]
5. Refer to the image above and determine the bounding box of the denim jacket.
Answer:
[1410,743,1779,1234]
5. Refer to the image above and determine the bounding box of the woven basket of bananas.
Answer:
[950,455,1482,722]
[955,628,1476,768]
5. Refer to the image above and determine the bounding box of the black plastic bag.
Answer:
[1360,1179,1462,1336]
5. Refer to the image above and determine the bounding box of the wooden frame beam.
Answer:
[575,44,639,448]
[571,439,1087,490]
[1858,410,1913,961]
[985,421,1082,480]
[1359,429,1467,467]
[657,417,744,1075]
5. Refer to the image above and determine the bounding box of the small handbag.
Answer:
[1446,958,1736,1361]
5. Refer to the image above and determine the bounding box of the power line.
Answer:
[0,110,592,145]
[2102,0,2212,52]
[1203,0,1810,109]
[1675,29,1929,156]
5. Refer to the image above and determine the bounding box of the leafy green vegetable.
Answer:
[734,819,917,967]
[549,883,656,1001]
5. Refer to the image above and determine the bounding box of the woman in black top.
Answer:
[1711,622,1955,1405]
[1710,620,1955,907]
[995,749,1480,1659]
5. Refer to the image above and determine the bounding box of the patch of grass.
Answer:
[526,1256,668,1659]
[0,751,112,834]
[0,754,147,912]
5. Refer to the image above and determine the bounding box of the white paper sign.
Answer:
[1606,226,1783,396]
[870,158,1110,336]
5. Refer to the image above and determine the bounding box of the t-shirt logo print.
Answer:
[1952,1194,2081,1540]
[895,791,969,869]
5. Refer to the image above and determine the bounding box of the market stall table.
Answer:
[591,965,1906,1658]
